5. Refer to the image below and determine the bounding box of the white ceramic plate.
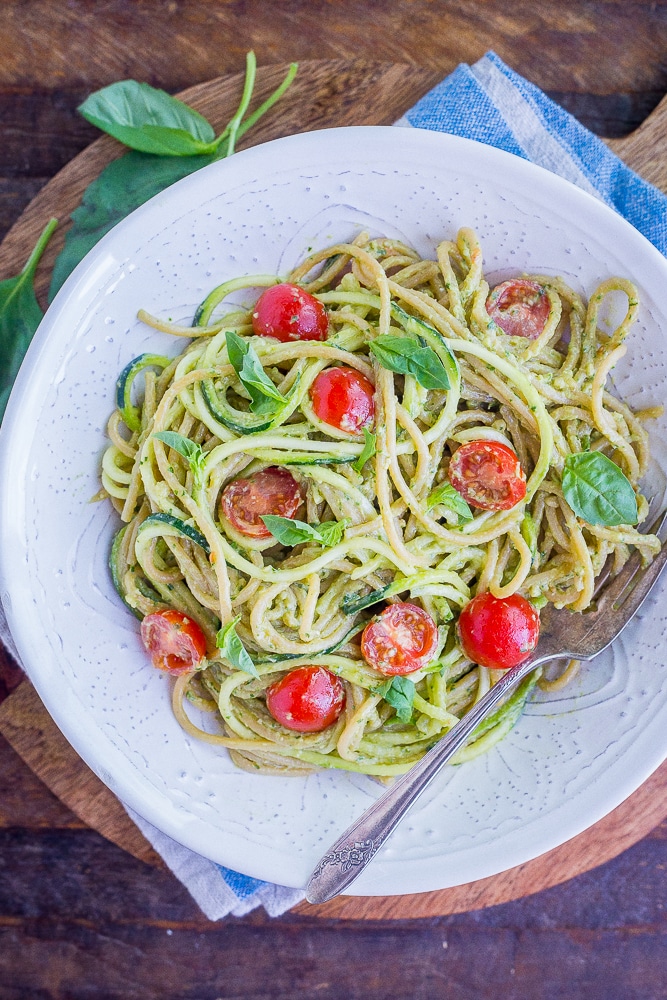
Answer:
[1,126,666,895]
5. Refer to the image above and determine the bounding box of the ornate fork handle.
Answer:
[306,647,554,903]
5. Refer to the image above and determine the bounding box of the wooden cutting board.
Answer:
[1,60,666,921]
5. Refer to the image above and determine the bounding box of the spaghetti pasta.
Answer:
[101,228,660,777]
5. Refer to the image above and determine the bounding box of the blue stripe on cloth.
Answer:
[405,51,667,257]
[216,864,267,900]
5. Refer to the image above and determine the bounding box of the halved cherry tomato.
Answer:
[140,609,207,675]
[486,279,550,339]
[220,466,303,538]
[252,283,328,342]
[457,592,540,670]
[449,440,526,511]
[361,602,439,676]
[265,665,346,733]
[310,366,375,433]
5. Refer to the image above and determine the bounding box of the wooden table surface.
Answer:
[1,3,667,998]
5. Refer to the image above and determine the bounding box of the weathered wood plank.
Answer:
[0,0,666,97]
[0,824,665,999]
[0,823,664,927]
[0,735,83,830]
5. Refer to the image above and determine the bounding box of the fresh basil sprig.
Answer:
[352,427,377,473]
[369,335,451,390]
[225,329,297,416]
[216,616,259,678]
[261,515,347,548]
[49,55,297,299]
[0,217,58,422]
[376,676,415,723]
[426,482,473,523]
[153,430,206,489]
[561,451,638,526]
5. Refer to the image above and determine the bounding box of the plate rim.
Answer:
[1,124,667,893]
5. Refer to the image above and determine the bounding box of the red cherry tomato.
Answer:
[265,666,346,733]
[361,602,439,676]
[220,467,303,538]
[140,609,207,675]
[252,283,328,342]
[310,367,375,433]
[457,592,540,670]
[449,440,526,511]
[486,279,550,339]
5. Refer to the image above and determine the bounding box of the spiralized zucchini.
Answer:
[101,228,660,778]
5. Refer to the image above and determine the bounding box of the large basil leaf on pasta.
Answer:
[376,676,415,723]
[216,616,259,678]
[261,515,346,548]
[352,427,376,473]
[153,430,206,488]
[426,482,473,523]
[0,218,58,422]
[561,451,638,526]
[225,329,296,416]
[369,335,451,390]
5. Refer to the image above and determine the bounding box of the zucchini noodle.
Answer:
[101,227,660,778]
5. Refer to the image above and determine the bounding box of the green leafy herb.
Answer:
[261,515,347,548]
[49,57,297,299]
[426,482,473,523]
[369,335,451,390]
[315,520,348,547]
[225,329,295,415]
[352,427,376,473]
[153,430,206,488]
[0,217,58,422]
[561,451,638,526]
[79,81,221,157]
[216,616,259,677]
[376,676,416,723]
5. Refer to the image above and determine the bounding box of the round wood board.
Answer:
[0,60,666,921]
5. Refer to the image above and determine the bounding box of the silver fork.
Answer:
[305,510,667,904]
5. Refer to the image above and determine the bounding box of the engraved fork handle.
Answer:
[305,649,554,904]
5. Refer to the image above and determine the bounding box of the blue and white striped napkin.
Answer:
[3,50,666,919]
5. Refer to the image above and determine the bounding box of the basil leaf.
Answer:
[562,451,638,526]
[352,427,376,473]
[426,482,473,523]
[261,515,346,548]
[376,676,415,723]
[0,218,58,422]
[153,431,206,488]
[79,80,217,156]
[369,335,450,390]
[216,616,259,678]
[391,303,460,378]
[225,329,290,414]
[261,516,320,546]
[315,520,348,547]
